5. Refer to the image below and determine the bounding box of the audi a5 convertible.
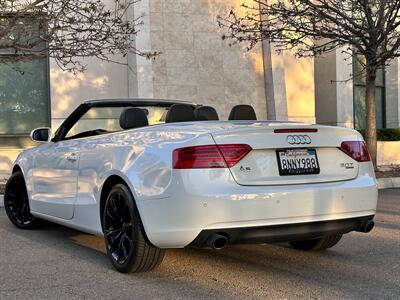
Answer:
[4,99,378,273]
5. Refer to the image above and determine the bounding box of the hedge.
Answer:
[358,128,400,141]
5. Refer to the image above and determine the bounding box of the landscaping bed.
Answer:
[376,165,400,178]
[358,128,400,141]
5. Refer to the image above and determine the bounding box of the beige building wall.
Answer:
[282,52,315,123]
[50,58,130,130]
[3,2,400,183]
[49,0,131,129]
[315,48,354,128]
[263,45,315,123]
[0,149,19,184]
[378,141,400,166]
[385,58,400,128]
[41,0,320,129]
[144,0,267,120]
[0,57,130,182]
[315,51,338,125]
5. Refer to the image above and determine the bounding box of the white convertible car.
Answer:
[4,99,378,273]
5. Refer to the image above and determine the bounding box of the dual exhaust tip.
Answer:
[205,220,374,250]
[206,234,228,250]
[357,220,375,233]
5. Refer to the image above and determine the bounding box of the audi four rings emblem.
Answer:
[287,135,312,145]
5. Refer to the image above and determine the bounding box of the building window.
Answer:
[353,54,385,130]
[0,18,50,136]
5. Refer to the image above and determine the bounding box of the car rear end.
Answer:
[139,122,378,249]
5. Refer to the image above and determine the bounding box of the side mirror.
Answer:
[30,127,53,143]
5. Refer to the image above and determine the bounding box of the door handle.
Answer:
[67,153,79,162]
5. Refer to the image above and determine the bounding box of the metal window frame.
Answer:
[0,15,51,137]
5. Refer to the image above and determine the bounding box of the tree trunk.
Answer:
[365,70,377,170]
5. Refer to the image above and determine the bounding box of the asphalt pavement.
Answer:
[0,190,399,299]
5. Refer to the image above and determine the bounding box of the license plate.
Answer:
[276,149,320,176]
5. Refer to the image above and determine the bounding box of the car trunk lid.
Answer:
[210,123,363,186]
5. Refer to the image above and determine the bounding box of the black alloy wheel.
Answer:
[104,188,135,265]
[103,184,165,273]
[4,171,38,229]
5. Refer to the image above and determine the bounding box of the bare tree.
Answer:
[218,0,400,168]
[0,0,156,73]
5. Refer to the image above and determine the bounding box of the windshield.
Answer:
[64,105,167,140]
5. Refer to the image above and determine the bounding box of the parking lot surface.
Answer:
[0,189,399,299]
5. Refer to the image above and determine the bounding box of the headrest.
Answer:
[228,105,257,120]
[194,106,219,121]
[119,108,149,130]
[165,104,195,123]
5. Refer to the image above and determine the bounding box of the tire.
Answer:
[289,233,343,251]
[102,184,165,273]
[4,171,39,229]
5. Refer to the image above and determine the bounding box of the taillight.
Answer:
[173,144,252,169]
[340,141,371,162]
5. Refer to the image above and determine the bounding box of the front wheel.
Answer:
[4,171,39,229]
[289,233,343,251]
[102,184,165,273]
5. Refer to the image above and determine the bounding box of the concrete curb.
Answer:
[377,177,400,190]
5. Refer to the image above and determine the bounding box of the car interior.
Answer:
[194,106,219,121]
[228,104,257,120]
[62,103,258,140]
[163,104,256,123]
[119,107,149,130]
[165,104,196,123]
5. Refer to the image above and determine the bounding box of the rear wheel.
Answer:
[102,184,165,273]
[4,171,39,229]
[289,234,343,251]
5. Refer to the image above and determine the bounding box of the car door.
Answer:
[30,139,81,219]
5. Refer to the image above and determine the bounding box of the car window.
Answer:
[64,106,167,140]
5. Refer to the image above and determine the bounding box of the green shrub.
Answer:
[358,128,400,141]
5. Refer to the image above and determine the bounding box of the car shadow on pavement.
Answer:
[175,239,397,299]
[2,215,399,299]
[2,190,399,298]
[3,218,110,268]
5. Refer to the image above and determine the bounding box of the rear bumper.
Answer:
[188,215,375,247]
[136,166,378,248]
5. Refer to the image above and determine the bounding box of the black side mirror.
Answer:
[30,127,52,142]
